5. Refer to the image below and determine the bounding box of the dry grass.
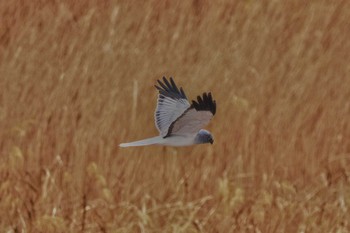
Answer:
[1,0,350,232]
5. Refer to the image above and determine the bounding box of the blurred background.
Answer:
[0,0,349,232]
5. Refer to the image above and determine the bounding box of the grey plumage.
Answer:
[194,129,214,144]
[119,77,216,147]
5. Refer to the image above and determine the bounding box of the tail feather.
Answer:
[119,136,163,147]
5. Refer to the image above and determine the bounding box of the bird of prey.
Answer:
[119,77,216,147]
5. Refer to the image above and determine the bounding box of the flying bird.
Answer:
[119,77,216,147]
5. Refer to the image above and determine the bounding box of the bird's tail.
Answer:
[119,136,163,147]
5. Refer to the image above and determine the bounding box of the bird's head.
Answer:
[195,129,214,145]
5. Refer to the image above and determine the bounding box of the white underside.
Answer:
[119,134,196,147]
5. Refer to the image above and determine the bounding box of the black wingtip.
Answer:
[191,92,216,115]
[154,76,187,100]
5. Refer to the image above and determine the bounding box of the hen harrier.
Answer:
[119,77,216,147]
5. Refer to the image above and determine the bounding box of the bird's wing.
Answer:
[166,92,216,137]
[154,77,191,137]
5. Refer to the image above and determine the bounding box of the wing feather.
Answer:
[166,92,216,136]
[154,77,190,137]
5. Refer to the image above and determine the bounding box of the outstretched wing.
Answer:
[154,77,191,137]
[166,92,216,137]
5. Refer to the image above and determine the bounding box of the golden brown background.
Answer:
[1,0,350,232]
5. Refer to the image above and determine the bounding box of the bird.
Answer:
[119,77,216,147]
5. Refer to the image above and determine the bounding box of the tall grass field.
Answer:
[1,1,350,232]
